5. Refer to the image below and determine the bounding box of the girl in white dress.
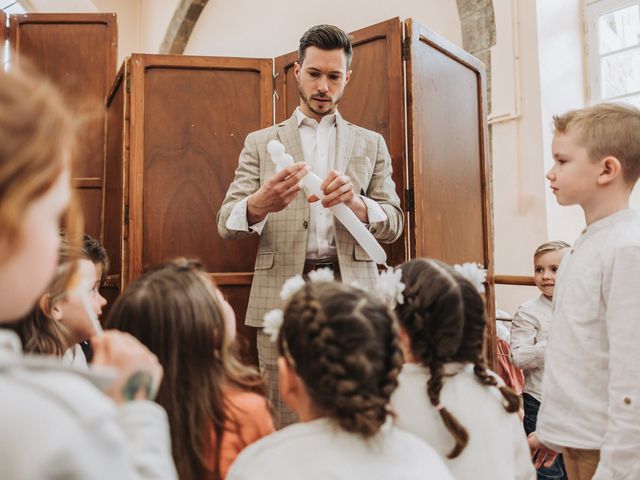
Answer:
[227,279,453,480]
[390,258,536,480]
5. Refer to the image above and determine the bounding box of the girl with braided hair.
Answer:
[228,280,453,480]
[390,258,535,480]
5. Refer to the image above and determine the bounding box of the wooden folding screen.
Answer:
[102,19,495,365]
[103,54,273,362]
[0,10,6,47]
[404,20,495,361]
[8,13,117,238]
[275,18,407,266]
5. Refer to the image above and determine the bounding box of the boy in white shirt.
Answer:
[511,240,570,479]
[529,103,640,480]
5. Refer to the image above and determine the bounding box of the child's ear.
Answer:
[598,155,622,186]
[40,295,63,321]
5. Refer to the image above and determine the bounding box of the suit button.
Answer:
[303,221,309,229]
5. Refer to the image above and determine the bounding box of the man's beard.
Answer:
[299,86,342,117]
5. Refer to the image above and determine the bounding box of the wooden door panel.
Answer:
[405,20,495,365]
[275,18,407,265]
[0,10,6,51]
[9,13,117,239]
[75,186,103,239]
[127,55,272,277]
[103,65,127,291]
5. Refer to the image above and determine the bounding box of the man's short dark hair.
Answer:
[298,24,353,67]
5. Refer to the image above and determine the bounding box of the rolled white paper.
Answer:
[267,140,388,265]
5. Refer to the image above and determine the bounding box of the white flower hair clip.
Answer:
[453,262,487,294]
[263,309,284,342]
[264,267,336,342]
[375,267,405,308]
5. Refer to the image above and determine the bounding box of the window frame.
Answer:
[585,0,640,105]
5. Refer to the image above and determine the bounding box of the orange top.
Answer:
[211,389,275,479]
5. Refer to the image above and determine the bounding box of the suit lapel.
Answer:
[335,111,355,173]
[276,113,304,163]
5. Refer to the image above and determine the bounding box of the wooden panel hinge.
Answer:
[404,188,414,212]
[402,38,410,61]
[273,72,280,100]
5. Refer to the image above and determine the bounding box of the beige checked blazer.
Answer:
[217,112,403,327]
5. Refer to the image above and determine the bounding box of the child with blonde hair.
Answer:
[390,258,535,479]
[106,258,274,480]
[530,103,640,480]
[228,276,453,479]
[0,63,176,478]
[511,240,570,479]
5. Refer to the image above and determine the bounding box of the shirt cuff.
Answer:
[226,198,268,235]
[360,196,387,223]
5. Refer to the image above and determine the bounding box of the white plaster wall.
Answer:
[91,0,142,66]
[184,0,462,57]
[139,0,181,54]
[491,0,549,314]
[537,0,587,243]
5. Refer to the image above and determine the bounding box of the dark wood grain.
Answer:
[8,13,117,237]
[405,20,496,367]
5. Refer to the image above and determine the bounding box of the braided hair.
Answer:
[278,281,404,437]
[395,258,519,458]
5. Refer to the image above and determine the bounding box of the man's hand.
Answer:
[247,163,308,224]
[528,432,559,469]
[308,170,368,222]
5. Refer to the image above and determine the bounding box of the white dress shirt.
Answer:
[62,343,89,370]
[227,417,454,480]
[226,108,387,260]
[391,363,535,480]
[537,209,640,480]
[510,294,552,401]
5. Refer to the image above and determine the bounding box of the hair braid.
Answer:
[426,360,469,458]
[281,282,401,437]
[473,362,520,413]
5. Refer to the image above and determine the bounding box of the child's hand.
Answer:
[527,432,558,468]
[91,331,163,404]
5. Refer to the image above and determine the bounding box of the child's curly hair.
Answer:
[278,281,404,437]
[395,258,520,458]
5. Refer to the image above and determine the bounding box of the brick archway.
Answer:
[456,0,496,108]
[159,0,209,54]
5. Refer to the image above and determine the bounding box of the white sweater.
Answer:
[537,209,640,480]
[227,416,454,480]
[391,362,535,480]
[0,330,177,479]
[510,294,552,401]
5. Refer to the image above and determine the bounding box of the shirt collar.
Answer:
[582,208,635,236]
[295,106,337,128]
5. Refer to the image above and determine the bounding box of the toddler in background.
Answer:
[228,277,453,480]
[390,258,535,480]
[106,259,274,480]
[511,241,570,479]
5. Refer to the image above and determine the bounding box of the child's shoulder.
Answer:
[601,209,640,249]
[517,295,549,314]
[225,389,273,431]
[226,389,269,412]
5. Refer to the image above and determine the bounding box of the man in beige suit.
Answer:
[217,24,403,428]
